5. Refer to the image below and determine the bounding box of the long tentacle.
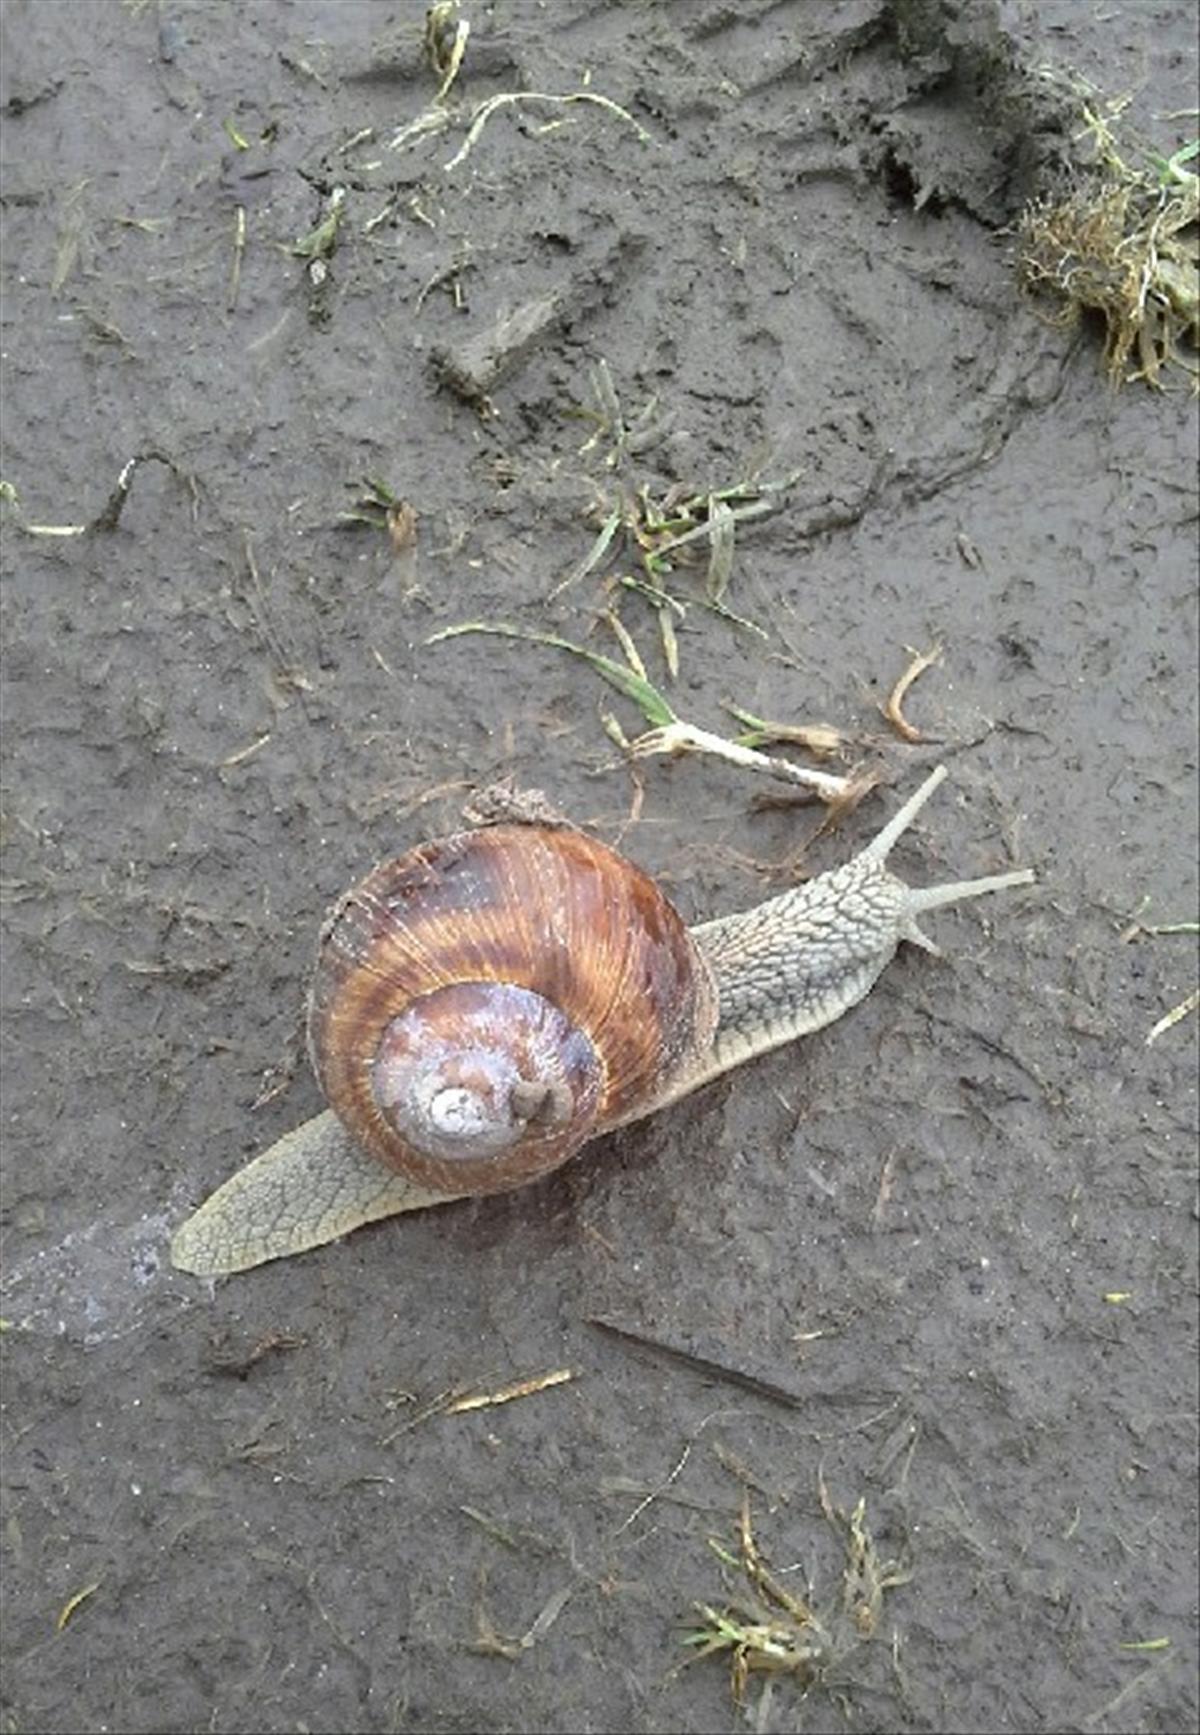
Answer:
[859,764,949,862]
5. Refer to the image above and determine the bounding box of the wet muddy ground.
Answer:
[1,2,1197,1732]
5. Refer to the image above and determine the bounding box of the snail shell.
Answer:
[307,823,718,1196]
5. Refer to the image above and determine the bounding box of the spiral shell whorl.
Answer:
[307,824,717,1196]
[371,979,601,1180]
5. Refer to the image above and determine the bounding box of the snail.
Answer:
[170,765,1034,1277]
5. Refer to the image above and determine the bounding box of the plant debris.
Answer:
[56,1582,101,1633]
[882,642,944,742]
[444,90,657,174]
[429,621,855,801]
[561,442,794,622]
[382,1368,576,1441]
[426,1,470,103]
[472,1572,575,1661]
[1017,87,1198,389]
[17,450,190,536]
[429,619,677,726]
[628,720,853,802]
[290,185,346,261]
[550,363,801,658]
[204,1329,306,1380]
[680,1488,910,1715]
[724,705,845,758]
[1145,987,1199,1045]
[460,1505,558,1556]
[1117,901,1200,942]
[337,476,418,551]
[443,1368,576,1414]
[588,1317,810,1410]
[228,203,246,311]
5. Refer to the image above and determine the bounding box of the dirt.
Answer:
[1,2,1197,1732]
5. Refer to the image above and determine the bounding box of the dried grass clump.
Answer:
[1017,107,1198,390]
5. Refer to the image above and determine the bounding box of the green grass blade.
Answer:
[549,506,622,598]
[428,621,678,727]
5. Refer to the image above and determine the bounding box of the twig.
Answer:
[882,643,944,742]
[21,450,185,537]
[870,1148,901,1231]
[444,1368,576,1414]
[588,1317,808,1410]
[426,2,470,102]
[472,1573,575,1660]
[1081,1662,1172,1731]
[56,1582,101,1632]
[228,204,246,311]
[628,721,852,801]
[614,1439,694,1535]
[1145,987,1199,1044]
[444,91,657,172]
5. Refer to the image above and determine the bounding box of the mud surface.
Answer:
[2,3,1197,1732]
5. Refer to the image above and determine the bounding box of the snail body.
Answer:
[171,765,1034,1276]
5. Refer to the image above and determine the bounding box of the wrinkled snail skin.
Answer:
[170,765,1035,1277]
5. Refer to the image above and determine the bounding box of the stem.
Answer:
[629,722,851,801]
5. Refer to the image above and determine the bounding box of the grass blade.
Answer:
[428,621,678,727]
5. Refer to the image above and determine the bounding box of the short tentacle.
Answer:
[900,867,1036,952]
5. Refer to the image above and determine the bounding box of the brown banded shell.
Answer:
[307,824,718,1196]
